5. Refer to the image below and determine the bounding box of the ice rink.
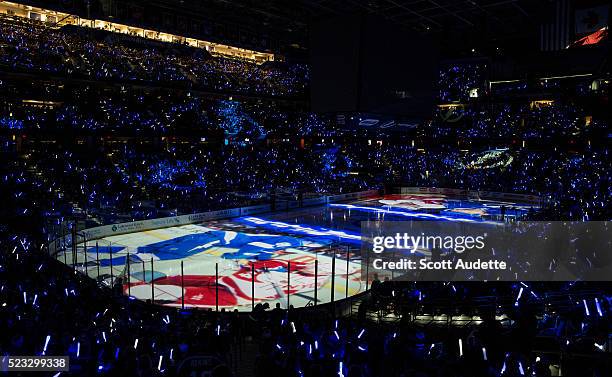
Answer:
[58,193,538,310]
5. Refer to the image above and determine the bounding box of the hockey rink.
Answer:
[58,193,538,310]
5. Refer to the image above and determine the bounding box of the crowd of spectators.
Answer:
[5,134,609,376]
[371,146,610,221]
[256,280,611,377]
[423,102,607,139]
[0,16,308,98]
[2,139,608,248]
[438,62,488,103]
[0,79,331,136]
[2,230,610,376]
[0,13,610,377]
[1,78,607,141]
[1,140,372,238]
[1,233,240,376]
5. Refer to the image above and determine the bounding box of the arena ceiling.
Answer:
[144,0,548,50]
[194,0,544,34]
[24,0,551,51]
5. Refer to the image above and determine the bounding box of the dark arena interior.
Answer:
[0,0,610,376]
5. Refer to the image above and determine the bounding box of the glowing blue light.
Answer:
[358,329,365,339]
[515,287,524,307]
[43,335,51,355]
[595,298,603,317]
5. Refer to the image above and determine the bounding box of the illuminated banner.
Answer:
[361,221,612,281]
